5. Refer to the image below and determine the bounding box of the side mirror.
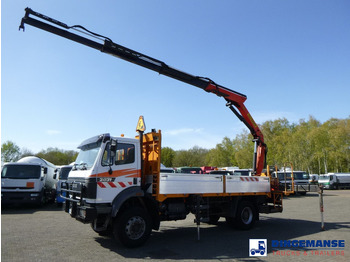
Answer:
[110,139,117,152]
[43,167,48,174]
[109,139,117,166]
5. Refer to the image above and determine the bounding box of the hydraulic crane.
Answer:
[19,8,267,175]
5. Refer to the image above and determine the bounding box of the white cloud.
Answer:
[46,130,61,135]
[163,128,203,136]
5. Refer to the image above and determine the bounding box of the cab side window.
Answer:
[115,143,135,165]
[102,143,135,166]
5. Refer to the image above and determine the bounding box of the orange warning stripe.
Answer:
[90,168,141,178]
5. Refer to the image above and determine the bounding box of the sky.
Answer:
[2,0,350,154]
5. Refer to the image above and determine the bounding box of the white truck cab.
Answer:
[64,133,141,208]
[1,156,56,205]
[318,173,350,189]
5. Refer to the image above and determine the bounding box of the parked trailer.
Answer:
[318,173,350,189]
[1,156,57,205]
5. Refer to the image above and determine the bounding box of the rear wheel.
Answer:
[114,207,152,248]
[235,201,256,230]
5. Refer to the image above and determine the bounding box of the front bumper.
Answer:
[1,191,42,205]
[61,180,111,223]
[294,184,310,193]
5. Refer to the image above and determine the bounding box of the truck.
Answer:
[318,173,350,189]
[233,169,252,176]
[159,164,175,173]
[201,166,216,174]
[19,8,283,247]
[309,174,319,184]
[54,164,73,205]
[272,170,310,195]
[1,156,57,205]
[176,167,203,174]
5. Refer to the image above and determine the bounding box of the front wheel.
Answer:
[37,190,46,207]
[114,207,152,248]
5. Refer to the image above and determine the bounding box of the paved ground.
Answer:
[2,190,350,262]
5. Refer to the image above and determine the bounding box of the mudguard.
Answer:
[111,187,144,217]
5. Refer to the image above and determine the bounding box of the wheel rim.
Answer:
[125,216,146,240]
[241,206,253,225]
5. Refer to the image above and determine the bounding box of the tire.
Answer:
[114,207,152,248]
[235,201,256,230]
[37,190,46,207]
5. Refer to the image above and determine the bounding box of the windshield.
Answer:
[177,168,202,174]
[160,169,175,173]
[59,166,73,180]
[1,165,41,179]
[210,170,233,176]
[276,172,309,180]
[318,175,330,182]
[73,142,101,170]
[275,172,293,180]
[293,172,309,180]
[233,170,250,176]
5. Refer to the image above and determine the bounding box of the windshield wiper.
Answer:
[73,163,88,170]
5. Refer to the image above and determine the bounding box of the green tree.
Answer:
[173,150,192,167]
[161,147,175,167]
[233,131,254,168]
[1,141,21,162]
[20,148,34,158]
[260,118,293,167]
[188,146,208,167]
[173,146,208,167]
[326,118,350,173]
[206,137,235,167]
[36,148,78,165]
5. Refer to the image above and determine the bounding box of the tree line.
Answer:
[2,116,349,174]
[161,116,350,174]
[1,142,78,166]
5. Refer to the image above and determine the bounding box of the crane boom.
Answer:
[19,8,266,174]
